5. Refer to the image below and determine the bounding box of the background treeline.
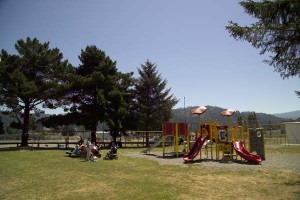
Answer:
[1,105,298,135]
[0,37,177,146]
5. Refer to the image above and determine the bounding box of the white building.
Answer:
[284,122,300,144]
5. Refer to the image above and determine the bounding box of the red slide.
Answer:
[183,135,209,162]
[232,140,262,164]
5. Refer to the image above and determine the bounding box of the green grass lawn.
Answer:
[0,146,299,200]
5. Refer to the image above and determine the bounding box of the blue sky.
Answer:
[0,0,299,114]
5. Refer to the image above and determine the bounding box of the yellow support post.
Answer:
[240,123,245,161]
[197,115,201,138]
[198,115,202,159]
[175,123,179,157]
[209,123,213,159]
[162,124,165,157]
[187,124,190,152]
[242,121,245,142]
[247,128,251,151]
[226,116,232,160]
[212,123,219,160]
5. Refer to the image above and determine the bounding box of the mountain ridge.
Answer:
[273,110,300,120]
[171,105,296,130]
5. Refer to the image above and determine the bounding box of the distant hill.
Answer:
[0,112,50,132]
[1,106,297,133]
[171,105,288,130]
[273,110,300,120]
[0,112,15,127]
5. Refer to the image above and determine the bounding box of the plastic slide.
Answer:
[183,135,209,162]
[232,140,262,164]
[141,138,163,153]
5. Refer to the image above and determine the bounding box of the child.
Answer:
[110,142,117,154]
[86,140,91,160]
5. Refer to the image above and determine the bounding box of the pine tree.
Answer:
[226,0,300,97]
[67,45,121,144]
[135,60,178,145]
[0,37,72,146]
[106,72,135,143]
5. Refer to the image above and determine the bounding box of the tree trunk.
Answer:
[90,120,97,144]
[146,132,149,147]
[21,102,30,146]
[21,130,29,147]
[145,122,150,147]
[112,130,117,143]
[91,131,96,144]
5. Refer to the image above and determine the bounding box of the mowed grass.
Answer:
[0,146,299,200]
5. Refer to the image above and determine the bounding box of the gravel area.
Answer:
[124,151,300,175]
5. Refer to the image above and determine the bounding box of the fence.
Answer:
[0,128,297,149]
[0,130,163,149]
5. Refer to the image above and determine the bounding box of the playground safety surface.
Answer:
[124,151,300,175]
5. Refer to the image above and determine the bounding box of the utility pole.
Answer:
[269,114,272,137]
[184,97,186,123]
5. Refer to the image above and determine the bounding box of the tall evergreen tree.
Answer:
[119,73,138,132]
[68,45,121,144]
[0,37,72,146]
[226,0,300,97]
[135,60,178,145]
[106,72,135,143]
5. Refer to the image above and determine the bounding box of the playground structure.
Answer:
[183,107,264,164]
[140,107,265,164]
[162,122,189,157]
[141,122,189,157]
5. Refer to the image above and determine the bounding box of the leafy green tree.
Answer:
[67,45,121,144]
[135,60,178,145]
[226,0,300,97]
[0,37,72,146]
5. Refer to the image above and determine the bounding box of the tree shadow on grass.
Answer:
[144,152,185,160]
[185,158,261,165]
[0,146,70,152]
[0,147,22,151]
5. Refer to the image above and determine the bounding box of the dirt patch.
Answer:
[124,151,300,174]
